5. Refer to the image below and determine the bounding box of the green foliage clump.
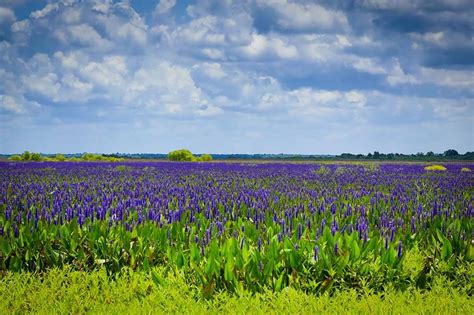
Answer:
[115,165,132,172]
[21,151,31,161]
[8,155,22,161]
[8,151,44,161]
[315,165,328,175]
[68,153,123,162]
[424,165,447,171]
[54,154,66,162]
[8,151,123,162]
[168,149,213,162]
[199,154,213,162]
[0,268,472,314]
[30,153,42,161]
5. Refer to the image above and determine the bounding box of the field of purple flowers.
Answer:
[1,161,472,294]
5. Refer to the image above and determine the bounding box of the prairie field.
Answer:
[0,161,473,313]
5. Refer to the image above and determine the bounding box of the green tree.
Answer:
[55,154,66,161]
[30,153,42,161]
[21,151,31,161]
[444,149,459,157]
[8,155,22,161]
[168,149,195,161]
[199,154,213,161]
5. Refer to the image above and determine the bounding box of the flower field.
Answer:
[0,161,473,295]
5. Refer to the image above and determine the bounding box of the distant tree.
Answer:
[367,153,373,159]
[444,149,459,157]
[426,151,435,157]
[9,155,22,161]
[373,151,380,159]
[30,153,42,161]
[21,151,31,161]
[168,149,195,161]
[199,154,213,161]
[463,151,474,160]
[55,154,66,161]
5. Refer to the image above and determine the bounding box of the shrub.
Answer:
[30,153,42,161]
[21,151,31,161]
[168,149,196,162]
[461,167,471,172]
[8,155,22,161]
[424,165,447,171]
[199,154,213,162]
[55,154,66,162]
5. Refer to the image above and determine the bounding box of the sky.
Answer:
[0,0,473,154]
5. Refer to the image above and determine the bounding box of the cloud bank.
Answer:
[0,0,472,154]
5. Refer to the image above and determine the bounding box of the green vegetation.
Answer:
[0,268,471,314]
[7,151,123,162]
[424,165,447,171]
[168,149,213,162]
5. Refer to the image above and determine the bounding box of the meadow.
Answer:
[0,161,472,313]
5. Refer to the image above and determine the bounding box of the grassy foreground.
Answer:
[0,268,472,314]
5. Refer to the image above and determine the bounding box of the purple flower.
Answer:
[240,237,245,250]
[313,245,319,261]
[397,240,403,259]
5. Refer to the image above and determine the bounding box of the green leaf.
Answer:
[0,240,11,257]
[441,239,452,259]
[224,260,234,281]
[151,270,162,287]
[275,273,284,292]
[176,250,185,268]
[350,241,360,260]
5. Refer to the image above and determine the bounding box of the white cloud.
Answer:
[80,55,127,88]
[196,63,227,79]
[257,0,349,32]
[22,72,61,101]
[352,57,386,74]
[0,7,16,24]
[11,19,30,32]
[0,95,24,114]
[387,61,419,86]
[345,91,367,107]
[387,61,474,89]
[54,24,112,49]
[241,34,298,59]
[155,0,176,15]
[202,48,226,59]
[30,3,59,19]
[420,67,474,89]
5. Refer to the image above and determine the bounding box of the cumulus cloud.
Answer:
[155,0,176,15]
[0,7,16,24]
[255,0,349,33]
[0,0,472,153]
[0,95,24,114]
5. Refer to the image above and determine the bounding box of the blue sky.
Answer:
[0,0,472,154]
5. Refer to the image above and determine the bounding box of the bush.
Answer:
[168,149,195,161]
[199,154,213,162]
[424,165,447,171]
[30,153,42,161]
[21,151,31,161]
[54,154,66,162]
[8,155,22,161]
[461,167,471,172]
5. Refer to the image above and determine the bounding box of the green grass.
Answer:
[1,268,472,314]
